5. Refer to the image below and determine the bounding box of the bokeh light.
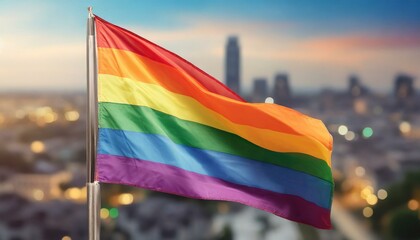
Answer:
[408,199,419,211]
[366,195,378,205]
[109,208,119,219]
[377,189,388,200]
[264,97,274,103]
[65,188,82,200]
[363,207,373,218]
[399,121,411,134]
[338,125,348,135]
[355,166,366,177]
[345,131,356,141]
[65,110,80,121]
[118,193,134,205]
[100,208,110,219]
[31,140,45,153]
[33,189,44,201]
[362,127,373,138]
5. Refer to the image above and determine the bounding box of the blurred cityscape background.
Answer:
[0,1,419,239]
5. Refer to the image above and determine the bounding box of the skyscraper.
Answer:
[349,75,362,97]
[348,75,368,98]
[395,74,414,100]
[272,73,291,105]
[394,74,415,109]
[225,36,240,95]
[252,78,268,102]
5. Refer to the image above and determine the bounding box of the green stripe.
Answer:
[98,102,333,183]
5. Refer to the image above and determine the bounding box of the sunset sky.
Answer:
[0,0,419,93]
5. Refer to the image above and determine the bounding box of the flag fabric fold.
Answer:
[94,15,334,229]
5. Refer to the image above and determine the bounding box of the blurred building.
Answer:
[348,75,371,115]
[0,193,87,239]
[348,75,368,98]
[109,196,213,240]
[395,74,414,99]
[394,74,415,109]
[225,36,241,95]
[272,73,291,105]
[252,78,268,103]
[6,171,71,202]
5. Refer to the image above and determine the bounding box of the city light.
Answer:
[399,121,411,134]
[65,187,82,200]
[361,186,373,200]
[100,208,110,219]
[362,127,373,138]
[363,207,373,218]
[366,195,378,205]
[118,193,134,205]
[35,106,53,117]
[355,166,365,177]
[109,208,119,219]
[33,189,44,201]
[408,199,419,211]
[377,189,388,200]
[31,140,45,153]
[264,97,274,104]
[30,106,59,126]
[345,131,355,141]
[338,125,348,135]
[44,112,58,123]
[65,110,80,122]
[62,236,71,240]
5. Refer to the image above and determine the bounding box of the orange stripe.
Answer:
[98,47,333,150]
[95,16,245,102]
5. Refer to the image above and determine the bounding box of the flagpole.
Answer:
[87,6,100,240]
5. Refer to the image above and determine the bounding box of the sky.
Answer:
[0,0,419,93]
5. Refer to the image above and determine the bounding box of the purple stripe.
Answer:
[97,154,332,229]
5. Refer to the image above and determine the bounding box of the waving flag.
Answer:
[94,16,333,229]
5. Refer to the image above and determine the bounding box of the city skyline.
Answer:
[0,1,419,92]
[1,2,420,238]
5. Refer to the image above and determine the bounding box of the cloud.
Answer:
[303,34,420,50]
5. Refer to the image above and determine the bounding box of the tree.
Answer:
[389,208,420,239]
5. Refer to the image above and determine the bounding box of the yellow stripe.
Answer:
[98,47,333,150]
[98,74,332,165]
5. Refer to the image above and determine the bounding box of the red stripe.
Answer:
[95,16,245,102]
[97,154,332,229]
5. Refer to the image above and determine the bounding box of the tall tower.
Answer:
[225,36,240,95]
[395,74,414,100]
[272,73,291,104]
[252,78,268,102]
[394,74,415,109]
[348,75,362,98]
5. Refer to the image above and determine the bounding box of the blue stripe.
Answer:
[98,128,332,208]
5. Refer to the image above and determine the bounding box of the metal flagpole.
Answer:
[87,6,100,240]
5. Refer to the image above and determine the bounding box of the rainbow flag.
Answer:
[94,16,333,229]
